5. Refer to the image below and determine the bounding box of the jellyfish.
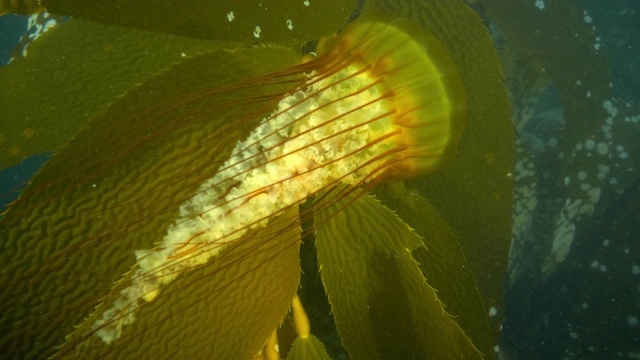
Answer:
[0,10,477,360]
[88,10,465,346]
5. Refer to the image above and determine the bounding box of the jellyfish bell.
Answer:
[313,13,467,181]
[0,11,467,359]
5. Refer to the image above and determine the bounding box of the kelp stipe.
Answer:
[0,11,467,359]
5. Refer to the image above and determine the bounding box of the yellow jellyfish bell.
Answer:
[0,11,468,359]
[315,13,467,180]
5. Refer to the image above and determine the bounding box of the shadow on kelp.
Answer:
[0,4,510,360]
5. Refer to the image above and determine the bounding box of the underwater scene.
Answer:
[0,0,637,359]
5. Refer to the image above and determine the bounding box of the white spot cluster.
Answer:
[545,98,636,272]
[92,64,396,343]
[27,12,57,41]
[623,113,640,124]
[547,205,578,267]
[589,260,607,273]
[9,12,58,62]
[535,0,545,11]
[594,36,602,51]
[509,145,538,283]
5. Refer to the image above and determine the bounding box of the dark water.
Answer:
[499,1,640,359]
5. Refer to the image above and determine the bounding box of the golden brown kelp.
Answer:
[366,0,514,344]
[0,19,226,170]
[372,182,495,356]
[0,0,356,43]
[1,1,512,359]
[483,0,611,147]
[0,0,39,15]
[0,1,355,170]
[0,42,307,357]
[315,186,484,359]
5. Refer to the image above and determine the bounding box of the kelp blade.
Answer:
[373,183,494,357]
[483,0,610,147]
[0,45,300,359]
[286,334,332,360]
[36,0,356,43]
[0,0,39,14]
[64,206,301,359]
[315,189,484,360]
[367,0,514,338]
[0,18,227,170]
